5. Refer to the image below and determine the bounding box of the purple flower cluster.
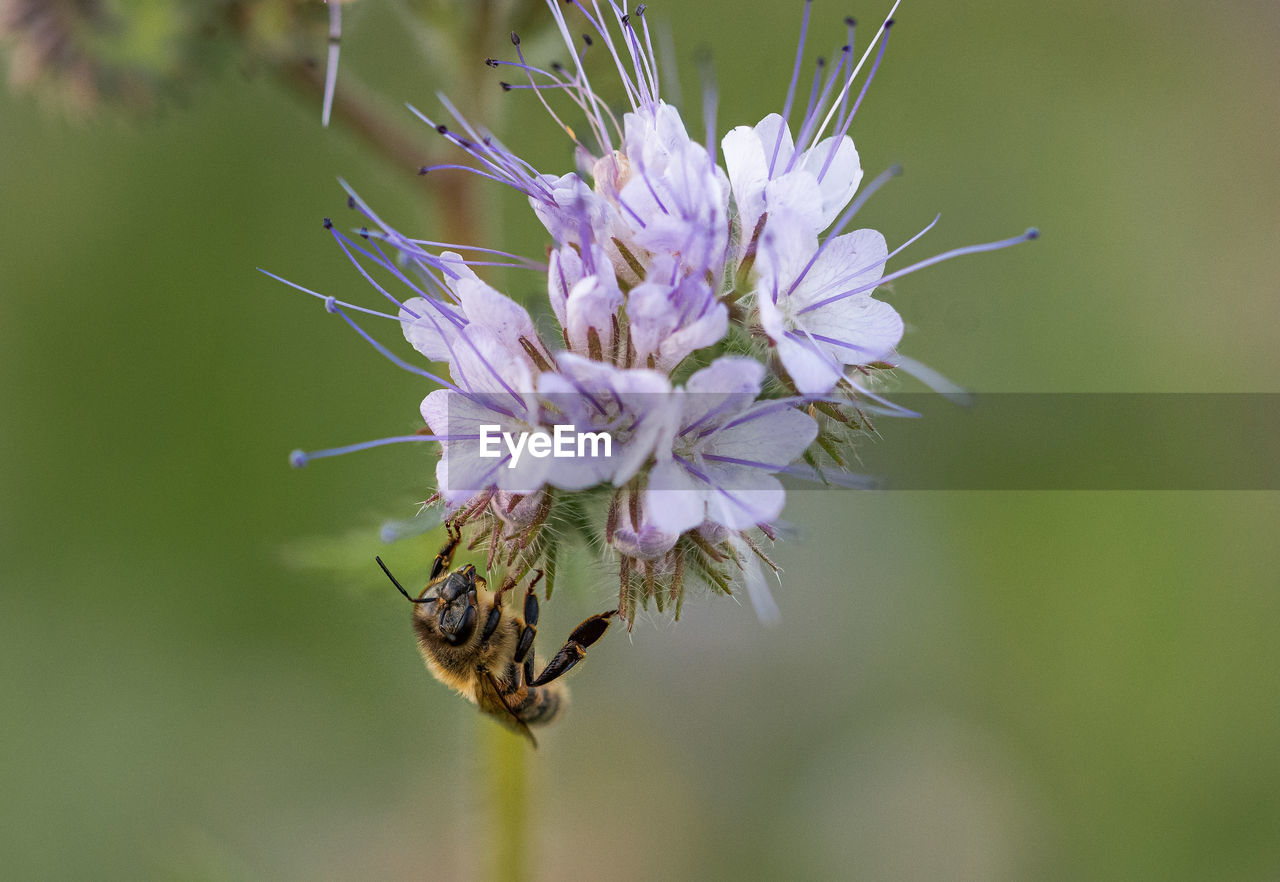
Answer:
[275,0,1035,623]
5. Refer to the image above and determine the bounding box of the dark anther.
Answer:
[484,57,498,67]
[436,123,448,134]
[885,19,895,28]
[842,44,851,52]
[346,195,355,208]
[322,217,333,229]
[845,16,856,26]
[359,226,369,239]
[816,56,826,67]
[582,33,593,46]
[510,31,520,46]
[551,61,564,71]
[500,82,513,92]
[1027,228,1041,239]
[418,167,429,175]
[636,4,646,14]
[621,14,630,25]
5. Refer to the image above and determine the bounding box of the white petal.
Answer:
[793,227,888,309]
[728,533,780,624]
[623,101,692,171]
[530,172,609,245]
[708,404,818,470]
[675,357,766,438]
[620,137,727,274]
[723,114,795,250]
[754,210,821,317]
[565,273,623,353]
[449,326,534,398]
[752,114,795,173]
[685,356,765,397]
[775,333,843,395]
[808,295,904,366]
[419,388,452,436]
[436,251,480,287]
[755,286,787,342]
[795,134,863,230]
[399,297,460,362]
[627,279,678,359]
[540,355,674,488]
[423,394,509,502]
[644,459,706,534]
[455,277,537,352]
[546,246,582,330]
[701,468,786,532]
[630,275,729,371]
[657,302,728,372]
[722,124,768,244]
[612,397,680,486]
[496,442,554,495]
[762,171,825,235]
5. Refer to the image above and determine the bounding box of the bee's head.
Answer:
[415,567,479,646]
[377,556,479,647]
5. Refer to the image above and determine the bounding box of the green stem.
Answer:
[484,722,530,882]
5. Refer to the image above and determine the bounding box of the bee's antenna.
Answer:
[376,556,431,603]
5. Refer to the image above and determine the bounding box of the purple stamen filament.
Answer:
[291,433,450,467]
[799,228,1039,315]
[785,164,904,296]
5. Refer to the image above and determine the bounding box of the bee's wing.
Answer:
[477,667,537,748]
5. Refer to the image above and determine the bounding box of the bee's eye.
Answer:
[443,604,477,646]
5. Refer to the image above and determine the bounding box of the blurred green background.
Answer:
[2,0,1278,879]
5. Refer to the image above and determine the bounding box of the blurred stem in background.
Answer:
[251,0,524,249]
[0,0,539,244]
[1,0,538,874]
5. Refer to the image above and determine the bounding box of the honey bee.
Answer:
[376,524,617,746]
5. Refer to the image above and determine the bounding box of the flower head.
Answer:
[274,0,1036,624]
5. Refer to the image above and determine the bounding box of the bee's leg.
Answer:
[528,609,618,687]
[511,571,544,669]
[429,521,463,582]
[480,605,503,644]
[522,653,536,692]
[493,575,546,706]
[481,577,517,645]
